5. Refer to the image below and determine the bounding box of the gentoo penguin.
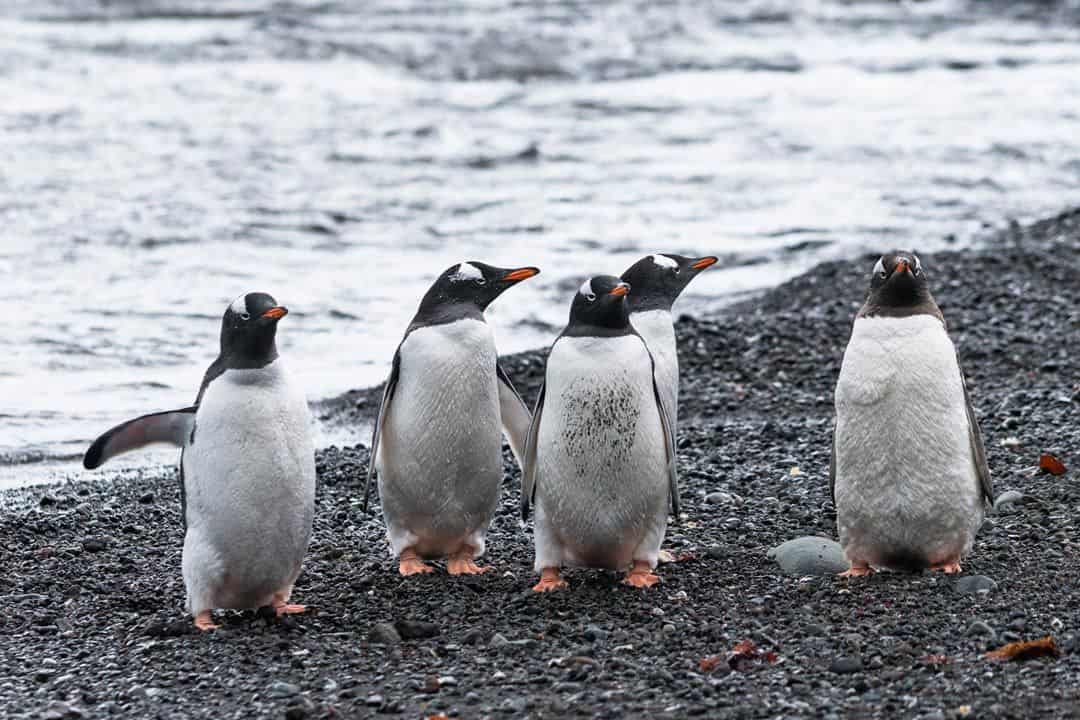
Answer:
[363,261,539,576]
[84,293,315,630]
[620,253,717,429]
[831,253,993,576]
[522,275,678,592]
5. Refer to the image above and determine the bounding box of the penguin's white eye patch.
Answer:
[450,262,483,282]
[229,294,249,316]
[578,277,596,301]
[651,254,678,270]
[913,255,922,274]
[872,258,886,278]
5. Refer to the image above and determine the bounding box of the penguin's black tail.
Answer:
[880,548,929,573]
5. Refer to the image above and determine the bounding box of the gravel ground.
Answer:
[2,210,1078,719]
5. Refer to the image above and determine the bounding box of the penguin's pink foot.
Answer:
[272,594,307,616]
[447,547,491,576]
[399,547,434,576]
[930,560,962,574]
[193,611,220,632]
[623,561,660,588]
[532,567,568,593]
[839,564,875,577]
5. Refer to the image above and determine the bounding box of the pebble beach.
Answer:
[2,208,1077,719]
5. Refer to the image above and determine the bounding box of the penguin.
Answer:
[363,261,539,576]
[831,252,993,576]
[84,293,315,630]
[521,275,678,592]
[620,253,718,429]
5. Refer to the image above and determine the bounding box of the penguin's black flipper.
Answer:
[496,363,531,471]
[829,431,837,506]
[363,348,401,513]
[521,382,546,522]
[650,364,680,518]
[83,407,197,470]
[958,359,993,506]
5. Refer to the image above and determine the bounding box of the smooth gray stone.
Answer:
[993,490,1024,513]
[767,536,847,576]
[954,575,998,595]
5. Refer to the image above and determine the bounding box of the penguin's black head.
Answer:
[860,251,943,321]
[220,292,287,367]
[565,275,632,337]
[413,261,540,327]
[866,252,930,306]
[620,253,718,312]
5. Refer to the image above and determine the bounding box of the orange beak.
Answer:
[691,256,718,271]
[895,259,909,274]
[262,306,288,320]
[502,267,540,282]
[609,283,630,297]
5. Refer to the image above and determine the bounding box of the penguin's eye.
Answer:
[474,278,487,286]
[584,293,596,302]
[240,312,251,321]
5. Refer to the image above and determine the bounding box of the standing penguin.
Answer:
[832,253,993,576]
[522,276,678,592]
[84,293,315,630]
[620,253,717,429]
[363,261,539,576]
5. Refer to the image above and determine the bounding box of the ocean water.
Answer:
[2,0,1079,488]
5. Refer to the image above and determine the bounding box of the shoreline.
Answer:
[2,208,1077,719]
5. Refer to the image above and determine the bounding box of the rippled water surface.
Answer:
[2,0,1079,486]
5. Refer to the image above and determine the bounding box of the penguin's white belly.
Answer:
[377,319,502,558]
[534,335,668,571]
[834,315,983,569]
[631,309,679,429]
[182,363,315,612]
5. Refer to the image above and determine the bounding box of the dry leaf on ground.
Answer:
[986,636,1060,662]
[1039,453,1066,475]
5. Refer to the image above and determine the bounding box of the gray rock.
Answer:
[394,619,439,640]
[369,622,401,645]
[993,490,1024,513]
[504,639,537,654]
[967,620,996,639]
[82,537,109,553]
[284,707,308,720]
[269,681,300,699]
[365,695,384,707]
[582,625,608,643]
[488,633,510,648]
[704,491,742,506]
[767,536,847,576]
[829,656,863,674]
[954,575,998,595]
[462,627,487,645]
[40,702,84,720]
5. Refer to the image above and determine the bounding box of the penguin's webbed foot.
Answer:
[623,561,660,589]
[447,551,492,576]
[193,611,220,632]
[929,560,962,574]
[838,564,875,578]
[272,595,307,616]
[399,548,435,576]
[532,567,568,593]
